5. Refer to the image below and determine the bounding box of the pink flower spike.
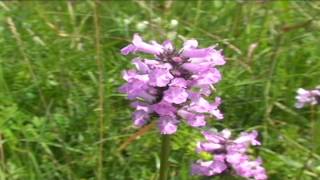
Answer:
[120,34,225,134]
[192,129,267,179]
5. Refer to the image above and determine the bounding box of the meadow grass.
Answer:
[0,1,320,180]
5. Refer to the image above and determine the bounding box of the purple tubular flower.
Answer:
[132,58,150,73]
[121,44,137,55]
[186,96,223,120]
[192,155,227,176]
[163,86,188,104]
[183,39,199,49]
[192,161,215,176]
[191,68,222,86]
[121,34,164,55]
[233,158,267,180]
[119,34,225,133]
[162,40,174,51]
[149,68,174,87]
[181,41,226,66]
[169,78,187,88]
[182,48,214,58]
[131,101,152,113]
[158,115,179,134]
[177,110,206,127]
[186,114,206,127]
[196,141,222,152]
[295,87,320,108]
[152,101,177,117]
[192,129,267,180]
[132,110,150,127]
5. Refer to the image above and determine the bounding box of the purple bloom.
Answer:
[192,155,227,176]
[158,115,179,134]
[186,114,206,127]
[181,40,225,66]
[192,161,215,176]
[131,101,152,113]
[121,34,164,55]
[119,34,225,133]
[295,87,320,108]
[132,58,150,73]
[132,110,150,127]
[169,78,187,88]
[233,158,267,180]
[191,68,221,86]
[177,110,206,127]
[186,96,223,120]
[149,68,174,87]
[182,47,214,58]
[121,44,136,55]
[183,39,199,49]
[192,129,267,180]
[163,86,188,104]
[152,101,177,117]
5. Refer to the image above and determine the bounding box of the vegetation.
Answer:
[0,1,319,179]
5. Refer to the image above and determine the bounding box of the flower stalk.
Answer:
[159,135,171,180]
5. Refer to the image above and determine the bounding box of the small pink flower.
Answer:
[295,87,320,108]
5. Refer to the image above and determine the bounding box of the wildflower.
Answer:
[169,19,179,28]
[192,129,267,180]
[119,34,225,134]
[295,87,320,108]
[136,20,149,31]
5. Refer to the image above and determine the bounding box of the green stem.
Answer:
[296,105,317,179]
[310,105,316,151]
[219,173,237,180]
[159,135,171,180]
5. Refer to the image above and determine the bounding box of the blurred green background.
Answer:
[0,0,320,179]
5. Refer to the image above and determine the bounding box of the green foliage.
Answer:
[0,1,320,179]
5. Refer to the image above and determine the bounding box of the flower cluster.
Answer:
[119,34,225,134]
[295,87,320,108]
[192,129,267,180]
